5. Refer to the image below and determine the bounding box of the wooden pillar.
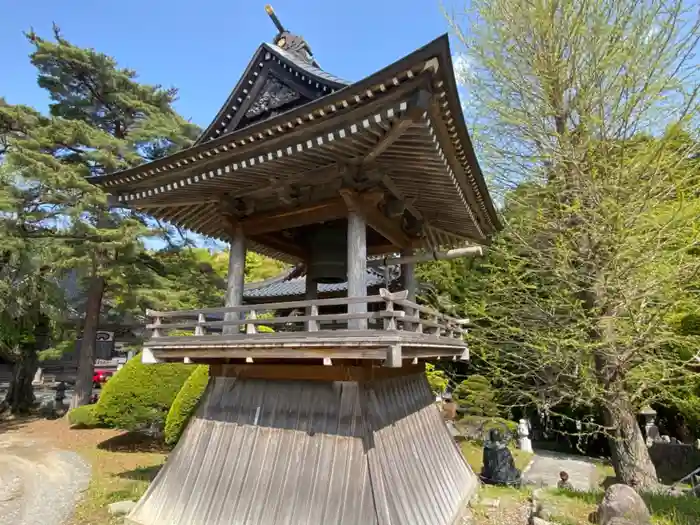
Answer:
[401,248,417,301]
[224,224,246,335]
[347,210,367,330]
[401,248,417,329]
[305,264,318,331]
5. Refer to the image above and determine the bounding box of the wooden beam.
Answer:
[251,233,306,261]
[240,197,347,236]
[340,189,412,249]
[210,363,424,382]
[134,198,217,209]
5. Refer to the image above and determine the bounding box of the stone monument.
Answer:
[518,418,533,453]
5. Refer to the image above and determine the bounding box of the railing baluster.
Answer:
[308,304,319,332]
[383,295,397,331]
[433,313,442,337]
[413,311,423,333]
[194,313,207,336]
[152,316,162,338]
[246,310,258,335]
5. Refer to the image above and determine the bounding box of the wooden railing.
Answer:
[146,289,468,341]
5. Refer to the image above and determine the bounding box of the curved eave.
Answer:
[438,43,501,231]
[91,35,501,245]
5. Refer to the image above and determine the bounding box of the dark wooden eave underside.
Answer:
[91,35,501,261]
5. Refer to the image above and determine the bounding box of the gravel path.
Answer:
[0,434,91,525]
[522,450,598,490]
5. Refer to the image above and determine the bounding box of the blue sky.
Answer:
[1,0,459,129]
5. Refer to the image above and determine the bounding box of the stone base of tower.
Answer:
[126,366,478,525]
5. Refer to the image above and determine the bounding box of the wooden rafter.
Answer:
[361,89,432,165]
[362,117,415,164]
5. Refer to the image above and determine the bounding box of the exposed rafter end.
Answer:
[422,57,440,74]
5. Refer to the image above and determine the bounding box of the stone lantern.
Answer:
[639,405,659,446]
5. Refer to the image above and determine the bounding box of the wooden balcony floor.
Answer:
[146,330,468,364]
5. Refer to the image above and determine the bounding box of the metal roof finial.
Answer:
[263,4,318,67]
[265,5,286,34]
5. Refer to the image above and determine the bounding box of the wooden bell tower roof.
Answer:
[91,18,501,263]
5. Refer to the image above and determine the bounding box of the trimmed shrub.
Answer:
[67,404,101,428]
[164,365,210,447]
[455,415,518,443]
[93,352,193,433]
[452,374,500,417]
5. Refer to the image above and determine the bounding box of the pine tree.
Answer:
[2,26,199,408]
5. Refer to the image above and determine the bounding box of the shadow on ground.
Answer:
[97,431,168,453]
[0,415,41,434]
[118,464,163,482]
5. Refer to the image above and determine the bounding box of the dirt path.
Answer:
[522,450,598,490]
[0,433,91,525]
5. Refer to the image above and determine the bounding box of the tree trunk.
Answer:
[3,348,38,414]
[70,275,105,409]
[603,389,659,490]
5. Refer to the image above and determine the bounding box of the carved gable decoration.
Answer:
[245,76,300,118]
[196,43,348,144]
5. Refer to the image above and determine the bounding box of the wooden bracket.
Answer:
[339,189,412,249]
[385,344,403,368]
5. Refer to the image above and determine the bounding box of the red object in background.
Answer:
[92,369,113,387]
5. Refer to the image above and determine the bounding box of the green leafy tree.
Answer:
[441,0,700,489]
[425,363,449,396]
[2,26,199,408]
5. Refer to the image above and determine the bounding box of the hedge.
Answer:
[67,404,101,428]
[93,352,194,433]
[164,365,210,447]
